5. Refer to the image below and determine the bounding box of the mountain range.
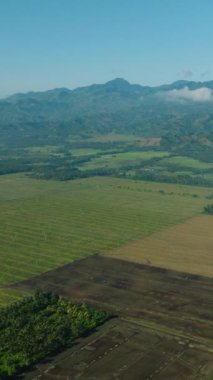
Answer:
[0,78,213,147]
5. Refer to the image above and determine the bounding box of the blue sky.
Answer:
[0,0,213,96]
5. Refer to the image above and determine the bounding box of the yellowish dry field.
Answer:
[103,215,213,277]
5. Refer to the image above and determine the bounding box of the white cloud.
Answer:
[165,86,213,102]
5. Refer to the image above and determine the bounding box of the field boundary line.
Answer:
[121,316,213,353]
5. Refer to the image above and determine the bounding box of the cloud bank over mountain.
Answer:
[165,86,213,102]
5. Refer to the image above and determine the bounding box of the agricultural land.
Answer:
[0,79,213,378]
[0,174,212,305]
[0,171,212,379]
[12,256,213,380]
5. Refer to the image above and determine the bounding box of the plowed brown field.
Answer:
[12,256,213,380]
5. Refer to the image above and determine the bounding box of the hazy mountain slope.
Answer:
[0,78,213,147]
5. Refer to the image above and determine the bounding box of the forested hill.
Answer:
[0,78,213,148]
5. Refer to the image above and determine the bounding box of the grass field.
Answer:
[82,150,170,169]
[0,174,212,305]
[26,145,60,155]
[71,148,101,156]
[104,215,213,277]
[158,155,213,170]
[77,134,160,144]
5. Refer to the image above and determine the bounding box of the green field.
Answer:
[0,174,212,306]
[82,150,170,169]
[78,133,146,143]
[158,155,213,169]
[71,148,101,156]
[26,145,60,155]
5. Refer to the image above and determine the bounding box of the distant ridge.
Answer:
[0,78,212,148]
[3,77,213,100]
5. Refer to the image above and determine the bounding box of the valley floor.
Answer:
[0,174,212,379]
[1,174,212,306]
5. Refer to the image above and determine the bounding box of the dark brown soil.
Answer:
[12,255,213,380]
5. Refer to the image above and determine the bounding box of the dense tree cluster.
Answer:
[161,131,213,163]
[0,291,111,378]
[204,204,213,214]
[130,169,213,187]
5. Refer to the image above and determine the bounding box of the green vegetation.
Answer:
[1,79,213,149]
[205,374,213,380]
[158,155,213,170]
[3,143,212,186]
[0,131,212,186]
[0,174,212,305]
[0,290,110,378]
[12,256,213,379]
[0,289,30,308]
[204,204,213,214]
[70,148,101,156]
[0,80,212,379]
[0,79,212,187]
[81,150,170,170]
